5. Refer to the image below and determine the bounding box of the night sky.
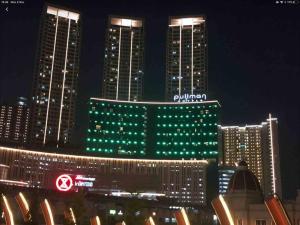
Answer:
[0,0,299,199]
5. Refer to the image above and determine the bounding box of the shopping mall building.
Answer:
[0,146,214,206]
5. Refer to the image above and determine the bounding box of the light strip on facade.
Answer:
[0,146,209,164]
[245,125,263,128]
[269,113,276,194]
[2,194,15,225]
[219,195,234,225]
[95,216,101,225]
[191,24,194,95]
[0,164,9,168]
[146,217,155,225]
[90,97,221,106]
[221,125,263,129]
[18,193,29,211]
[57,18,71,144]
[116,27,122,100]
[15,192,31,222]
[0,179,28,185]
[139,192,165,197]
[174,208,190,225]
[44,13,59,145]
[90,216,101,225]
[44,199,55,225]
[70,208,76,225]
[128,31,133,101]
[265,194,291,225]
[181,208,191,225]
[179,25,182,98]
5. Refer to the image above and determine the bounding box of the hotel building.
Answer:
[218,115,282,198]
[30,4,81,147]
[102,16,144,101]
[86,98,220,160]
[166,16,208,102]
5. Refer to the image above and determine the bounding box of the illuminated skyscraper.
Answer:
[166,16,208,102]
[30,4,81,146]
[0,97,30,145]
[218,114,282,198]
[102,16,144,101]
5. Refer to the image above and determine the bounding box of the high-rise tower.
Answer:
[30,4,81,147]
[0,97,30,145]
[166,16,207,102]
[102,16,144,101]
[218,114,282,198]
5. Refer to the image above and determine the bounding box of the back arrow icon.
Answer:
[5,7,8,12]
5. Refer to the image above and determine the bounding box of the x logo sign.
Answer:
[56,174,73,191]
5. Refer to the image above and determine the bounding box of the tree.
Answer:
[123,199,148,225]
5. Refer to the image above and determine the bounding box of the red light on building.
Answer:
[55,174,95,192]
[265,194,291,225]
[56,174,73,192]
[211,195,234,225]
[174,208,190,225]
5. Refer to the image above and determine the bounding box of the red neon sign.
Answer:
[56,174,73,192]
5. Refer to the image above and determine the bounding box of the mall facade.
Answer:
[0,146,211,205]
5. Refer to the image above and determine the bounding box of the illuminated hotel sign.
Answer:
[55,174,95,192]
[173,93,207,102]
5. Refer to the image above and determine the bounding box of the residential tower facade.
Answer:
[102,16,144,101]
[0,97,30,145]
[218,114,282,198]
[30,4,81,147]
[166,16,208,102]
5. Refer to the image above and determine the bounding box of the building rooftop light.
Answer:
[47,6,80,22]
[111,17,143,27]
[169,17,205,26]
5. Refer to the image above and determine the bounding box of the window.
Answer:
[256,220,266,225]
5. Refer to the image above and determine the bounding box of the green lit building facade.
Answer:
[86,98,220,160]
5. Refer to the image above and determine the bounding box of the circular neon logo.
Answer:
[56,174,73,192]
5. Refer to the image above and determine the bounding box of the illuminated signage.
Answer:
[109,210,116,215]
[55,174,95,192]
[74,175,94,187]
[75,175,95,181]
[173,93,207,102]
[56,174,73,192]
